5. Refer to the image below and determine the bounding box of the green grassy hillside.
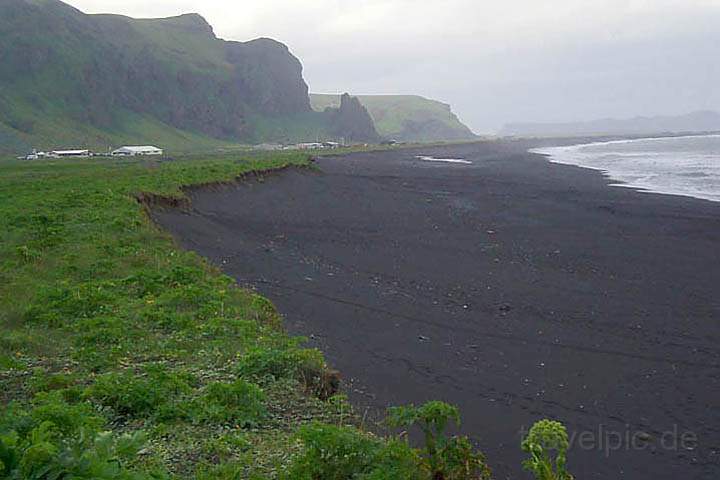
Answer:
[0,107,242,155]
[0,1,245,151]
[0,0,380,154]
[311,94,476,142]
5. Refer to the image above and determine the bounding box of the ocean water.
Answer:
[531,134,720,202]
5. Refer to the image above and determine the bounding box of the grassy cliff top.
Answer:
[310,94,476,142]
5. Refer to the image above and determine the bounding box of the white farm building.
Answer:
[51,149,90,158]
[112,146,163,156]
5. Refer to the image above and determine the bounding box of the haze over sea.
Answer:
[532,135,720,203]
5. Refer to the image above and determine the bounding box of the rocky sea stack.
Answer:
[325,93,381,143]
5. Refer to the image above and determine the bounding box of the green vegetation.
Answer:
[310,94,476,143]
[245,112,335,145]
[0,151,573,478]
[521,420,573,480]
[287,423,424,479]
[287,401,493,480]
[0,427,148,479]
[0,152,350,478]
[386,402,491,480]
[1,0,234,152]
[0,1,385,154]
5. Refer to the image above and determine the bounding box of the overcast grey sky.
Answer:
[65,0,720,133]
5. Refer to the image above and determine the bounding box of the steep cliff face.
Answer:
[225,38,312,116]
[0,0,316,150]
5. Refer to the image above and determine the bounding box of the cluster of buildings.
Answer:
[111,146,164,156]
[295,141,342,150]
[21,145,163,160]
[253,141,343,151]
[20,141,348,159]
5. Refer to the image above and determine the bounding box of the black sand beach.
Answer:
[153,141,720,479]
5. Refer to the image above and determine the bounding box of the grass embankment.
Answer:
[0,152,570,480]
[0,152,355,478]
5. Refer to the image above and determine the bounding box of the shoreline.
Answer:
[152,140,720,479]
[531,134,720,204]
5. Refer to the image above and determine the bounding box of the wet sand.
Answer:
[153,141,720,479]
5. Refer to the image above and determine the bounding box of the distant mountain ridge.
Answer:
[310,94,476,142]
[0,0,378,152]
[500,110,720,138]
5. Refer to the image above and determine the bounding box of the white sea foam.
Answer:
[417,155,472,164]
[531,135,720,202]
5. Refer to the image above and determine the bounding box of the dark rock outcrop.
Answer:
[225,38,312,116]
[325,94,381,143]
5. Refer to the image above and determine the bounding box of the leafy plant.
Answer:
[286,423,384,480]
[29,370,78,395]
[25,281,119,327]
[29,392,105,437]
[54,430,151,479]
[360,439,426,480]
[0,425,153,480]
[387,402,491,480]
[521,419,573,480]
[234,342,345,401]
[83,368,194,419]
[191,380,266,427]
[0,354,23,370]
[0,397,157,479]
[286,423,428,479]
[199,432,251,463]
[237,344,324,382]
[287,407,487,480]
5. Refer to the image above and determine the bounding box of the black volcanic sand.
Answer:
[153,142,720,479]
